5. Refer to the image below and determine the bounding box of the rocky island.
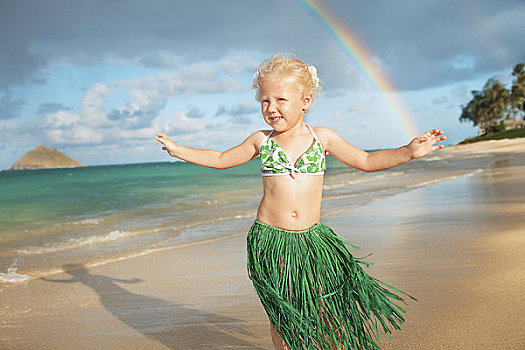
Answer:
[10,145,85,170]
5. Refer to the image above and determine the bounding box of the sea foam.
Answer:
[0,265,30,283]
[16,230,135,255]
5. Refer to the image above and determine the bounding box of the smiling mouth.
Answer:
[269,116,282,121]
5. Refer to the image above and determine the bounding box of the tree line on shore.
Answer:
[460,63,525,135]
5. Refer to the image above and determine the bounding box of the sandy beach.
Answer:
[1,138,524,350]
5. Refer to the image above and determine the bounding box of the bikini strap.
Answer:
[259,130,275,151]
[305,125,324,152]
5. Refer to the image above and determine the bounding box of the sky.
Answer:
[1,0,524,169]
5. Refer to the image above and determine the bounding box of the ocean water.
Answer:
[0,153,483,289]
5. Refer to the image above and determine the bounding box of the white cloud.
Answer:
[215,100,259,117]
[44,125,104,145]
[162,111,206,135]
[38,85,111,146]
[45,111,80,128]
[432,95,448,105]
[1,0,523,168]
[186,105,206,119]
[37,102,72,114]
[115,59,248,96]
[7,56,258,165]
[346,103,377,117]
[79,83,111,128]
[105,58,252,130]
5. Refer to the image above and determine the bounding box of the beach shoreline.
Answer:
[1,138,524,349]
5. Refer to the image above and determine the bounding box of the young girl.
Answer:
[156,54,445,350]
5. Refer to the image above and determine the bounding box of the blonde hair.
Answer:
[252,53,321,107]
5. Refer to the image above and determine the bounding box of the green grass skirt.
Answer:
[247,221,414,350]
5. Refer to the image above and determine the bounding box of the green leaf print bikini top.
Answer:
[259,125,326,176]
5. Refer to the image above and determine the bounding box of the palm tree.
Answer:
[460,90,484,128]
[510,63,525,120]
[460,78,510,134]
[484,78,510,129]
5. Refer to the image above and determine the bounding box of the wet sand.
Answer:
[1,138,524,349]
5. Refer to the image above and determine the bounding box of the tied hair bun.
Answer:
[307,65,319,88]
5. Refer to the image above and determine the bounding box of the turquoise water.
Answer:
[0,160,262,284]
[0,153,482,287]
[0,161,259,228]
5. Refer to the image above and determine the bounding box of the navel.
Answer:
[291,211,297,219]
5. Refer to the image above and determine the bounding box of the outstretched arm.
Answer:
[318,127,446,172]
[155,131,263,169]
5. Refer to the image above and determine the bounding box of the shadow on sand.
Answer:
[43,265,265,349]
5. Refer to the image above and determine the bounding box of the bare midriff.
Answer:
[257,174,323,231]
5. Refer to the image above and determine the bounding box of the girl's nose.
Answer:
[267,101,277,114]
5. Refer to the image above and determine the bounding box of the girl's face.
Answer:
[259,77,312,132]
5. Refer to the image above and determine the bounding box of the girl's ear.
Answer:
[303,94,313,111]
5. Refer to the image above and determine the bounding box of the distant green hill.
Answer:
[10,145,85,170]
[459,128,525,144]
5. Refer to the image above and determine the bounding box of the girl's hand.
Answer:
[406,129,446,159]
[155,133,178,157]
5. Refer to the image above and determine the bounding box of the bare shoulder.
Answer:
[310,126,337,138]
[309,126,364,157]
[250,129,272,140]
[309,126,340,147]
[245,129,271,148]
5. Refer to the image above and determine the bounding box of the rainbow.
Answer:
[294,0,420,138]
